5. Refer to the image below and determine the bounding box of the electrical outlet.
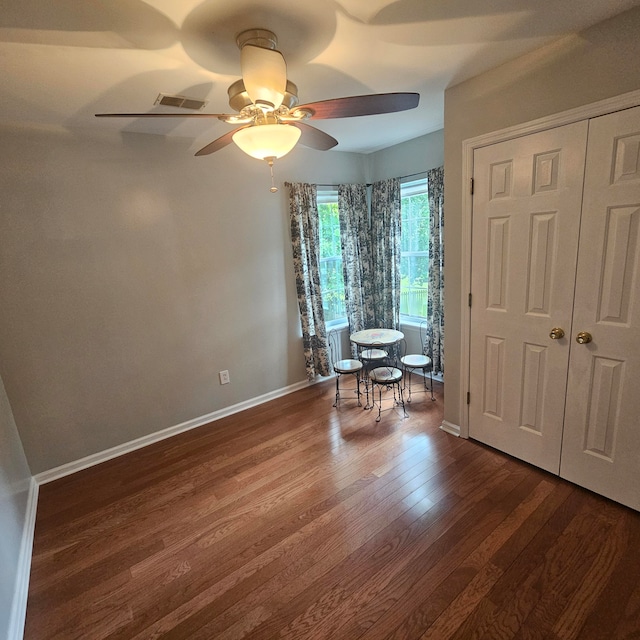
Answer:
[219,370,230,385]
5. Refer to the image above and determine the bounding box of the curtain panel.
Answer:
[338,183,375,338]
[286,182,331,380]
[371,178,402,330]
[427,166,444,374]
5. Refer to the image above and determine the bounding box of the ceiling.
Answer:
[2,0,640,155]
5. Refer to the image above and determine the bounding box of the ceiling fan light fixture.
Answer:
[240,44,287,109]
[232,123,301,160]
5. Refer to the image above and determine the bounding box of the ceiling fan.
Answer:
[96,28,419,188]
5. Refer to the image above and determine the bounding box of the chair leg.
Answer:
[367,382,381,421]
[333,372,365,408]
[400,382,409,418]
[426,368,435,401]
[370,381,408,421]
[363,369,371,409]
[405,367,413,403]
[397,381,408,418]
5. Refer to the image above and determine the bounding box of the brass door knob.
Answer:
[549,327,565,340]
[576,331,592,344]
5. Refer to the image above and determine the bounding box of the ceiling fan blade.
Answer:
[295,92,420,120]
[291,122,338,151]
[194,126,249,156]
[241,44,287,109]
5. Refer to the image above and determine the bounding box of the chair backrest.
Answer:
[398,337,408,359]
[362,339,390,364]
[369,358,402,383]
[419,320,432,357]
[327,328,342,366]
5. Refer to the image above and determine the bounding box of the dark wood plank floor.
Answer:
[25,379,640,639]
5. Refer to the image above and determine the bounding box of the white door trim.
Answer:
[459,88,640,439]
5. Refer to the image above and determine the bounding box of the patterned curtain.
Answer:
[338,183,375,338]
[427,166,444,374]
[370,178,402,330]
[286,182,331,379]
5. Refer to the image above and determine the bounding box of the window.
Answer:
[318,189,347,325]
[317,179,430,325]
[400,178,430,319]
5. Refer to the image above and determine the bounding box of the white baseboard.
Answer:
[8,477,38,640]
[440,420,461,437]
[35,378,313,485]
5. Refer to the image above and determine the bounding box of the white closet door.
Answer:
[560,105,640,511]
[469,122,589,473]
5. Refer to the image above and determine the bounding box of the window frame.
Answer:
[317,188,348,328]
[316,178,431,329]
[400,176,430,324]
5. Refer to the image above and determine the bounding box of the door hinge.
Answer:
[467,391,471,404]
[468,293,472,307]
[470,178,474,195]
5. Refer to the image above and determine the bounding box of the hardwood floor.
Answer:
[25,379,640,639]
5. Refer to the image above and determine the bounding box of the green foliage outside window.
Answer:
[318,201,346,322]
[400,189,430,318]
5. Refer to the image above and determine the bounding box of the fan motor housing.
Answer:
[227,79,299,113]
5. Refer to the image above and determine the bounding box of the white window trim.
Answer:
[400,176,429,323]
[318,188,347,327]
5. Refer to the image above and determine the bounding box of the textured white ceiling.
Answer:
[2,0,639,154]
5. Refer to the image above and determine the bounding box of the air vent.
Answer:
[155,94,207,110]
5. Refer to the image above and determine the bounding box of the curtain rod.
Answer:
[313,170,428,189]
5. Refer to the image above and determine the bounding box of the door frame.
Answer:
[459,88,640,439]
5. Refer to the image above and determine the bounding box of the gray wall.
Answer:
[369,129,444,182]
[442,6,640,428]
[0,126,368,473]
[0,124,442,475]
[0,372,31,639]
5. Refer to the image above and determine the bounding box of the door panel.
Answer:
[560,105,640,510]
[469,122,588,473]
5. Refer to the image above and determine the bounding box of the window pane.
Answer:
[318,198,346,323]
[400,179,429,319]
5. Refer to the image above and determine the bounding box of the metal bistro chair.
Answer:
[367,341,407,421]
[400,320,436,403]
[328,329,364,407]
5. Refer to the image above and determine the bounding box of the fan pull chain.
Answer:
[266,156,278,193]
